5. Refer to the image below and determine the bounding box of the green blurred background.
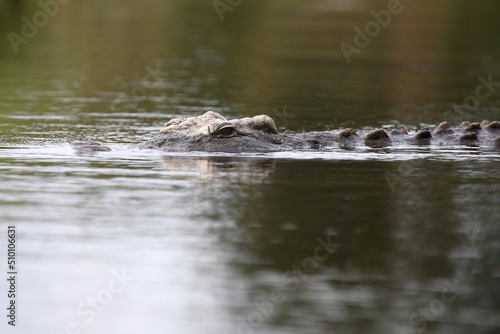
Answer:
[1,0,500,134]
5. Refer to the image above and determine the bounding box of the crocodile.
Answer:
[73,111,500,152]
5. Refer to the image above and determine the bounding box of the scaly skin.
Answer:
[73,111,500,152]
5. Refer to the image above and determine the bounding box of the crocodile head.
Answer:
[141,111,283,152]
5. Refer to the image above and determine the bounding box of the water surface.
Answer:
[1,1,500,333]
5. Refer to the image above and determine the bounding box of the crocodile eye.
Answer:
[212,123,237,138]
[218,127,235,137]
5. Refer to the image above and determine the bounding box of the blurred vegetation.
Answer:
[1,0,500,127]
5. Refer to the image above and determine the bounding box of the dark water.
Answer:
[1,1,500,333]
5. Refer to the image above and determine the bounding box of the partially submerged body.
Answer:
[73,111,500,153]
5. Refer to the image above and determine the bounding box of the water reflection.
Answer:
[161,155,276,183]
[161,155,275,228]
[175,158,500,333]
